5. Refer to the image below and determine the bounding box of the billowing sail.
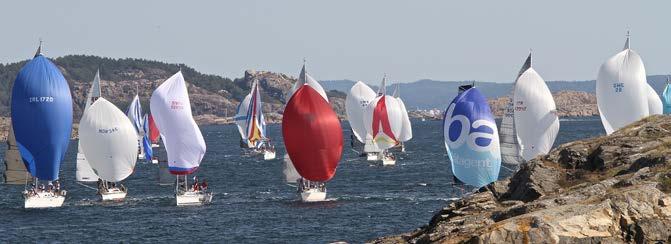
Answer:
[11,51,73,181]
[245,80,266,148]
[127,94,144,136]
[364,76,403,150]
[443,87,501,188]
[345,81,376,143]
[77,70,101,182]
[663,81,671,114]
[283,154,300,183]
[150,71,206,175]
[234,93,252,143]
[646,84,662,115]
[596,36,649,134]
[79,98,138,182]
[392,84,412,142]
[142,114,153,162]
[148,114,160,143]
[282,65,342,181]
[512,54,560,161]
[3,125,30,184]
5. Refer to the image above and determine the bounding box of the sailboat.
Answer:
[443,86,501,188]
[150,71,211,206]
[127,92,145,160]
[234,79,276,160]
[76,70,102,182]
[510,53,560,161]
[596,32,657,134]
[363,75,403,166]
[147,113,161,164]
[79,98,138,201]
[283,63,343,202]
[392,83,413,153]
[12,43,73,208]
[345,81,380,160]
[3,126,31,184]
[663,77,671,114]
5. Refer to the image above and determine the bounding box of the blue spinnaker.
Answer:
[142,114,153,163]
[443,87,501,188]
[663,83,671,114]
[11,54,73,181]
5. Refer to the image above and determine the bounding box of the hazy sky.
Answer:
[1,1,669,83]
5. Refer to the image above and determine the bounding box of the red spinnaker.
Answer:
[372,96,397,141]
[282,86,343,181]
[149,114,160,143]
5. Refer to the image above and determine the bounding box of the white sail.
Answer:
[345,81,376,143]
[3,125,30,184]
[234,93,252,141]
[150,71,206,174]
[288,65,328,102]
[79,98,138,182]
[76,70,102,182]
[513,57,560,161]
[393,84,413,142]
[363,76,403,150]
[596,36,649,134]
[646,84,663,115]
[283,154,300,183]
[499,98,522,165]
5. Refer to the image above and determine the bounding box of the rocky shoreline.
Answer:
[371,115,671,243]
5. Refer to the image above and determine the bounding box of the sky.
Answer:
[1,1,669,83]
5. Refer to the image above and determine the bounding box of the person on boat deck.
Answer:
[54,180,61,192]
[192,177,200,191]
[201,180,208,191]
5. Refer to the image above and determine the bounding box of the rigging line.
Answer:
[76,181,98,191]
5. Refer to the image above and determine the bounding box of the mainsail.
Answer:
[3,125,30,184]
[233,92,252,145]
[76,70,101,182]
[663,78,671,114]
[283,154,301,183]
[364,76,403,150]
[127,94,144,156]
[443,87,501,188]
[11,48,73,181]
[282,64,342,181]
[512,53,560,161]
[596,34,649,134]
[150,71,206,175]
[498,54,533,165]
[79,98,138,182]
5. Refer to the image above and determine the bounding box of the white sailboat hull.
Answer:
[263,150,276,160]
[176,190,213,206]
[366,153,380,161]
[24,191,66,209]
[151,159,158,164]
[300,188,327,202]
[138,152,145,160]
[99,188,127,201]
[381,157,396,166]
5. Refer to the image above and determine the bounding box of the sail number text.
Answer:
[613,83,624,93]
[28,96,54,103]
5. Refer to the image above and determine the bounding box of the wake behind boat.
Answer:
[150,71,211,206]
[13,43,73,208]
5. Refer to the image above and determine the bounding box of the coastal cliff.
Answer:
[372,115,671,243]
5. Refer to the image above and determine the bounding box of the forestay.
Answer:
[513,54,560,161]
[79,98,138,182]
[443,87,500,188]
[150,71,206,175]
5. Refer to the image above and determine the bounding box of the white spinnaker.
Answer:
[150,71,206,172]
[234,94,252,140]
[513,67,560,161]
[396,97,413,142]
[363,95,403,150]
[76,70,101,182]
[596,40,649,135]
[646,84,662,115]
[283,154,300,183]
[345,81,376,143]
[79,98,138,182]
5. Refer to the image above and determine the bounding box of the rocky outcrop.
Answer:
[372,115,671,243]
[489,91,598,118]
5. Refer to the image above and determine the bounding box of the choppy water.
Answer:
[0,118,604,243]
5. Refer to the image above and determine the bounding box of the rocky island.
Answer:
[372,115,671,243]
